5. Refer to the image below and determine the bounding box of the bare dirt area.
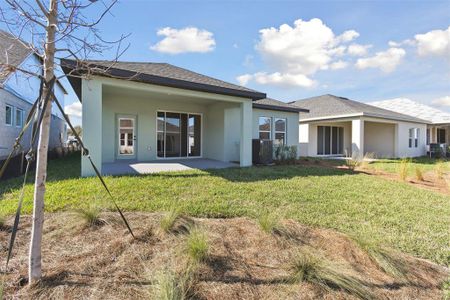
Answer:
[0,213,448,299]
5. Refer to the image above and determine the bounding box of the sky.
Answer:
[5,0,450,125]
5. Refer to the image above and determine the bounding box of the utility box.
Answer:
[252,139,273,165]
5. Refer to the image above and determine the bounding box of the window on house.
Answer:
[157,111,201,158]
[317,126,344,155]
[274,118,286,145]
[426,128,430,145]
[258,117,271,140]
[437,128,446,144]
[5,105,13,126]
[409,128,419,148]
[15,108,24,128]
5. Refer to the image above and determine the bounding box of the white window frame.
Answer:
[409,128,419,148]
[258,116,272,141]
[5,104,13,126]
[15,107,24,128]
[274,118,287,145]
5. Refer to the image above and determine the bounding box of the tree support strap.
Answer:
[4,77,134,270]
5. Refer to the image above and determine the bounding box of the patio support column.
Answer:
[240,100,252,167]
[351,118,364,158]
[81,79,102,177]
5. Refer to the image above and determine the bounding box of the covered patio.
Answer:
[102,158,239,175]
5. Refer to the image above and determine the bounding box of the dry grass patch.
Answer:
[1,213,448,299]
[435,160,446,180]
[415,166,424,181]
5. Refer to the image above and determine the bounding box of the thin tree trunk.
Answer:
[29,0,57,284]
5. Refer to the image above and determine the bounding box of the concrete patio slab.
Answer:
[102,159,239,175]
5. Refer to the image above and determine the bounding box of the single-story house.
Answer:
[370,98,450,149]
[62,60,306,176]
[291,94,429,158]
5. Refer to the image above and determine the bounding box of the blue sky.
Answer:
[6,0,450,124]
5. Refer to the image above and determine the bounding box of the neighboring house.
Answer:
[291,94,428,158]
[0,30,68,159]
[370,98,450,148]
[61,60,306,177]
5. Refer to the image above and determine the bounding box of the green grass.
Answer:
[1,152,449,265]
[152,268,195,300]
[257,211,282,234]
[371,156,450,176]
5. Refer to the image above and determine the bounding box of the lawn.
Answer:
[0,152,449,265]
[370,156,450,175]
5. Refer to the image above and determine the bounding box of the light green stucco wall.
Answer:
[81,76,298,176]
[102,93,213,163]
[252,108,300,151]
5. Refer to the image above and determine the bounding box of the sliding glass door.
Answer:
[157,111,201,158]
[317,126,344,155]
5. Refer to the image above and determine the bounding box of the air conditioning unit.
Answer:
[252,139,273,165]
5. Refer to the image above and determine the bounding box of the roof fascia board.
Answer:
[253,103,308,113]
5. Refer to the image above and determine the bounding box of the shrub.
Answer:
[360,153,375,170]
[75,205,105,227]
[415,166,424,181]
[435,160,445,180]
[152,267,195,300]
[289,250,373,300]
[398,159,410,181]
[186,227,209,262]
[274,145,297,163]
[257,212,281,234]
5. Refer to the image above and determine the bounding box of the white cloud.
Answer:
[237,72,316,88]
[64,102,82,118]
[151,27,215,54]
[415,26,450,58]
[329,60,348,70]
[432,96,450,107]
[355,47,406,73]
[239,18,359,87]
[347,43,371,56]
[335,30,360,43]
[236,74,252,86]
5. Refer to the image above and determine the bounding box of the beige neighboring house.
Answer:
[291,94,428,158]
[61,59,307,177]
[371,98,450,152]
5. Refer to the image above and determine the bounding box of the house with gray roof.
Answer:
[370,98,450,148]
[62,59,307,176]
[291,94,428,158]
[0,30,67,159]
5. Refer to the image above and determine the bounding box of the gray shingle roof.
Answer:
[62,59,266,100]
[253,98,309,113]
[291,94,428,123]
[0,30,32,84]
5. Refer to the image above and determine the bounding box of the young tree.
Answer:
[0,0,129,284]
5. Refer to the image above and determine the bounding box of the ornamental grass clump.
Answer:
[352,236,408,280]
[186,227,209,263]
[289,250,373,300]
[398,159,410,181]
[75,205,106,228]
[152,266,196,300]
[435,160,445,180]
[415,166,424,181]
